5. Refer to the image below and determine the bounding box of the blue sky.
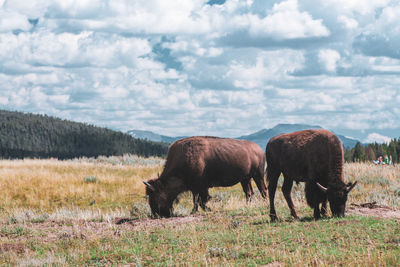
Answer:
[0,0,399,143]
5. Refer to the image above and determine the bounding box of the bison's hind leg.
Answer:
[240,179,254,202]
[267,166,281,222]
[253,170,268,200]
[282,176,299,219]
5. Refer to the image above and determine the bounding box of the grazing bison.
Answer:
[265,129,357,221]
[143,136,268,217]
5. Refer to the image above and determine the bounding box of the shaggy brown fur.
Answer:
[144,136,267,217]
[265,129,357,220]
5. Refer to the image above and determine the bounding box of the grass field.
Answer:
[0,156,399,266]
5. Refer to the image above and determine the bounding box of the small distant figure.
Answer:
[384,155,389,165]
[378,156,383,165]
[389,155,393,165]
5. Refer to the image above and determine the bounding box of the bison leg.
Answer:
[253,171,268,200]
[267,168,281,222]
[282,177,298,219]
[240,179,254,202]
[313,203,321,220]
[192,190,211,213]
[321,200,328,217]
[199,190,211,211]
[191,192,200,214]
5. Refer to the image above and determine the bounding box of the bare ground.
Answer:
[114,214,204,229]
[348,202,400,220]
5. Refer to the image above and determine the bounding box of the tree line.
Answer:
[344,139,400,163]
[0,110,169,159]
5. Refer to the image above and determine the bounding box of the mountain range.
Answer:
[127,124,359,149]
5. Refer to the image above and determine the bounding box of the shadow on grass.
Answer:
[115,213,191,224]
[250,215,334,225]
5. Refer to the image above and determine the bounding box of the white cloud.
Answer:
[318,49,341,72]
[0,10,31,32]
[322,0,391,16]
[364,133,392,144]
[0,0,399,140]
[227,50,305,89]
[338,15,358,29]
[247,0,330,39]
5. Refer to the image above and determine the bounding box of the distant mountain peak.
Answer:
[272,123,322,131]
[127,123,360,149]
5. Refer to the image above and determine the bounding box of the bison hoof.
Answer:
[270,214,278,222]
[191,209,198,214]
[313,214,321,220]
[202,206,211,212]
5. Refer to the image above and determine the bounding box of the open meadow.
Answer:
[0,156,399,266]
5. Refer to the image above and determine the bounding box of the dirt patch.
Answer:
[0,215,204,247]
[114,214,203,230]
[260,262,284,267]
[348,202,400,220]
[0,243,28,254]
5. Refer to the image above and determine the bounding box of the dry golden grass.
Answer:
[0,157,400,220]
[0,157,163,219]
[0,158,399,266]
[344,162,400,208]
[0,159,399,221]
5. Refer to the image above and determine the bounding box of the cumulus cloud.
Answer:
[318,49,340,72]
[0,10,32,32]
[364,133,392,144]
[226,50,305,89]
[247,0,330,39]
[0,0,399,139]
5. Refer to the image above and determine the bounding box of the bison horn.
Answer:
[346,181,357,193]
[142,181,155,192]
[316,182,328,193]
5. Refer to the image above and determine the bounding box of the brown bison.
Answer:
[143,136,268,217]
[265,129,357,221]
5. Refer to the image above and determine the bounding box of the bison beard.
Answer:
[266,129,357,221]
[143,136,268,217]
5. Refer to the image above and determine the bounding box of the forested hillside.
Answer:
[0,110,168,159]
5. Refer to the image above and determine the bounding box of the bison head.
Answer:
[316,181,357,217]
[143,179,173,218]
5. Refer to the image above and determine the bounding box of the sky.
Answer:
[0,0,399,143]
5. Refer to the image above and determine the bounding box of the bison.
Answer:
[143,136,268,217]
[265,129,357,221]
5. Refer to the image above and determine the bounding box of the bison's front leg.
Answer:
[313,203,321,220]
[191,192,200,214]
[199,190,211,211]
[320,200,328,217]
[282,177,299,219]
[191,190,211,213]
